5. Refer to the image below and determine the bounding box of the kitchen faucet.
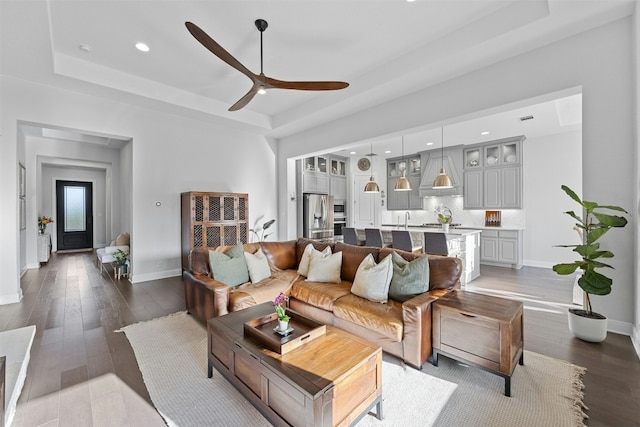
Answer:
[404,211,410,229]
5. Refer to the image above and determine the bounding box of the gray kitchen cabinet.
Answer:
[418,145,464,197]
[463,170,483,209]
[480,229,523,269]
[463,136,524,209]
[387,155,422,210]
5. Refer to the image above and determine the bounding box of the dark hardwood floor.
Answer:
[1,254,638,426]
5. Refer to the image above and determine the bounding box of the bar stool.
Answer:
[365,228,391,248]
[343,227,365,246]
[423,232,449,256]
[392,230,422,253]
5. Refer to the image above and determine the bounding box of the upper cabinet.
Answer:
[329,155,348,201]
[386,155,422,210]
[418,145,464,197]
[463,136,525,209]
[300,156,329,194]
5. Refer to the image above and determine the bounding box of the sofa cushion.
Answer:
[228,269,300,312]
[115,232,130,246]
[208,244,249,287]
[296,238,334,266]
[334,242,380,282]
[291,279,352,312]
[260,240,298,270]
[389,251,430,302]
[333,294,404,342]
[244,248,271,283]
[350,254,393,303]
[306,251,342,283]
[297,243,332,276]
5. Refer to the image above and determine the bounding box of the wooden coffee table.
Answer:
[432,290,524,396]
[207,303,383,427]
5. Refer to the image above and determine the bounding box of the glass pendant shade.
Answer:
[433,126,453,189]
[364,176,380,193]
[394,170,412,191]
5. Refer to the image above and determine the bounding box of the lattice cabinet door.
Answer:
[181,192,249,269]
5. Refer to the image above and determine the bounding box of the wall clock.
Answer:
[357,157,371,171]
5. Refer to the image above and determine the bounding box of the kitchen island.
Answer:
[356,226,481,285]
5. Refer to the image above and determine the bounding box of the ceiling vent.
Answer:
[519,115,534,121]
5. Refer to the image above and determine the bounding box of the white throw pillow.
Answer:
[244,248,271,283]
[351,254,394,303]
[297,243,332,277]
[306,251,343,283]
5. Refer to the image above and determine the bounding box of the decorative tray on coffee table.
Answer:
[243,309,326,355]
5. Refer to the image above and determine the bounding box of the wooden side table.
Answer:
[432,290,524,396]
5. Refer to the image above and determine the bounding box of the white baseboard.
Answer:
[0,289,23,305]
[523,259,556,268]
[631,324,640,360]
[607,318,633,336]
[130,268,182,284]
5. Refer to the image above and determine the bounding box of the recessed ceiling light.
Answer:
[78,44,92,52]
[135,42,150,52]
[350,151,356,155]
[406,0,416,2]
[480,131,490,136]
[426,142,434,146]
[385,150,391,154]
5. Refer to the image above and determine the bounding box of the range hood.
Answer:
[418,145,464,197]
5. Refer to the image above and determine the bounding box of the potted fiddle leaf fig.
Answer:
[552,185,628,342]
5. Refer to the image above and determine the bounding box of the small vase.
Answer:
[38,225,45,234]
[441,223,449,233]
[278,319,289,332]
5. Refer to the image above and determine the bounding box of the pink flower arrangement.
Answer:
[273,292,290,322]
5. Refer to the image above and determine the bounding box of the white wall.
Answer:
[523,131,582,268]
[632,0,640,355]
[1,76,278,302]
[278,18,635,332]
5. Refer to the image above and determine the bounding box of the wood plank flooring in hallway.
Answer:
[1,254,638,426]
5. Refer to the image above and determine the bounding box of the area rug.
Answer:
[118,312,587,427]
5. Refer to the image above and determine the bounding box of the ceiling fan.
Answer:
[185,19,349,111]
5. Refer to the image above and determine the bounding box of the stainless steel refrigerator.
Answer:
[303,194,334,241]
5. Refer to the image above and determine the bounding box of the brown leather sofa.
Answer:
[183,238,462,368]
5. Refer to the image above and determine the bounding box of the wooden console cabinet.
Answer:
[433,290,524,396]
[181,192,248,269]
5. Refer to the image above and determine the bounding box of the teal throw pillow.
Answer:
[388,251,430,302]
[209,244,249,287]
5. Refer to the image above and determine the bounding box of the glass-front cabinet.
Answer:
[303,156,328,173]
[484,140,520,167]
[464,147,482,168]
[330,158,346,176]
[388,156,419,178]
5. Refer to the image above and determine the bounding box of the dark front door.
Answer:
[56,180,93,251]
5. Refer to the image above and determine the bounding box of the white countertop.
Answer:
[375,226,481,237]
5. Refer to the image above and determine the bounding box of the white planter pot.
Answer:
[278,319,290,332]
[568,308,607,342]
[441,223,449,233]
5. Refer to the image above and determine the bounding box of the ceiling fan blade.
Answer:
[265,77,349,91]
[228,87,259,111]
[185,22,257,83]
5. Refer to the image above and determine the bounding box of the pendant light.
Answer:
[394,136,412,191]
[433,126,453,189]
[363,142,380,193]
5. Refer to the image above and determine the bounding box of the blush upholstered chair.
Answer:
[96,232,130,275]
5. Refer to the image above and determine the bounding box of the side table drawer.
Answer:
[438,309,501,366]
